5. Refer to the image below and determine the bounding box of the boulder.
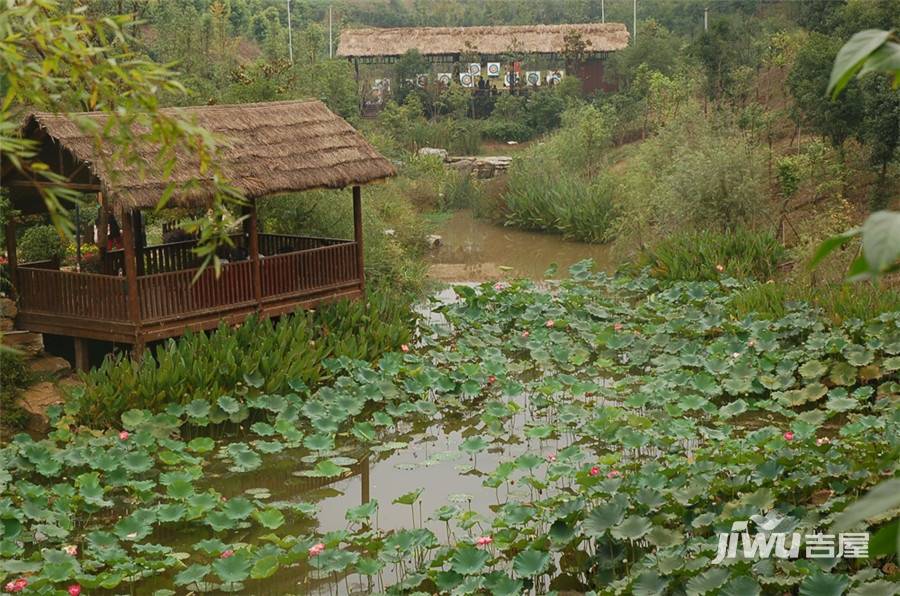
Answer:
[425,234,443,249]
[0,298,16,318]
[29,355,72,377]
[2,331,43,356]
[16,382,65,434]
[417,147,449,160]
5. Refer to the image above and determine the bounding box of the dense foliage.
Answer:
[1,266,897,594]
[75,295,412,427]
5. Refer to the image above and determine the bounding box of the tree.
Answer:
[1,0,242,270]
[788,33,864,151]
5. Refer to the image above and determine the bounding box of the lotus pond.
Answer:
[2,263,899,595]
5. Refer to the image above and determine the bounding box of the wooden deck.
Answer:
[15,234,363,346]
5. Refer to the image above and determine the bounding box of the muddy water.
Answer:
[428,210,615,281]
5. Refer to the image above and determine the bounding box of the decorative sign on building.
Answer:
[459,72,475,88]
[486,62,501,77]
[546,70,564,85]
[416,74,428,88]
[437,73,452,85]
[469,63,482,76]
[526,71,541,86]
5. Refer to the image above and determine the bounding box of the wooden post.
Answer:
[248,198,263,309]
[120,208,142,356]
[4,217,17,296]
[73,338,90,371]
[352,186,365,293]
[132,210,146,276]
[97,193,109,273]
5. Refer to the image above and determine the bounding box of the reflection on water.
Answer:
[429,210,615,281]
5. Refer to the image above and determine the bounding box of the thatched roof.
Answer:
[337,23,630,58]
[6,100,395,212]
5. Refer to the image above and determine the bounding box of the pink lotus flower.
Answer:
[67,585,82,596]
[63,544,78,556]
[521,330,529,338]
[493,282,507,291]
[784,431,794,441]
[607,469,622,479]
[487,375,496,384]
[308,542,325,557]
[5,578,27,593]
[589,466,600,477]
[118,430,129,441]
[816,437,830,446]
[613,323,624,332]
[747,340,756,347]
[546,453,557,463]
[475,536,493,547]
[400,344,409,353]
[545,319,555,328]
[220,549,235,559]
[716,264,725,272]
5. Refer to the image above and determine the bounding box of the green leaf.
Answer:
[512,548,550,578]
[810,228,860,267]
[450,546,491,575]
[222,497,255,520]
[187,437,215,453]
[253,508,285,530]
[346,499,378,523]
[718,399,748,419]
[217,395,240,414]
[799,572,849,596]
[862,211,900,274]
[213,552,251,583]
[174,564,209,586]
[828,29,892,98]
[460,436,489,454]
[632,571,669,596]
[611,516,653,540]
[393,488,423,506]
[250,555,279,579]
[833,478,900,531]
[121,408,150,429]
[686,568,730,596]
[583,501,626,537]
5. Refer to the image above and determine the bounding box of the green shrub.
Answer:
[75,294,413,426]
[440,171,483,211]
[0,351,30,429]
[730,281,900,324]
[481,118,534,143]
[640,229,786,282]
[19,224,68,263]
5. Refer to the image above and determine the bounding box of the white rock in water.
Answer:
[506,140,518,145]
[384,228,396,237]
[425,234,443,248]
[418,147,449,160]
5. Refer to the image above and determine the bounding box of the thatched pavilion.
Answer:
[1,100,395,369]
[337,23,630,94]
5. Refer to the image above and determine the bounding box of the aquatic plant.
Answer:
[1,263,897,594]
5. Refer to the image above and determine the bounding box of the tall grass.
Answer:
[640,229,786,282]
[729,281,900,324]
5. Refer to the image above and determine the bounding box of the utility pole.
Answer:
[329,5,333,59]
[704,7,709,32]
[601,0,605,23]
[286,0,294,64]
[633,0,637,44]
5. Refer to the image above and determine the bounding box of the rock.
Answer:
[0,298,16,318]
[425,234,443,249]
[29,355,72,377]
[384,228,396,237]
[417,147,449,160]
[16,382,65,434]
[506,140,518,145]
[2,331,43,356]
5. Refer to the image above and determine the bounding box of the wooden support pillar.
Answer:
[132,210,146,276]
[73,337,90,372]
[4,217,17,297]
[352,185,365,294]
[248,198,263,309]
[97,193,109,273]
[120,209,143,357]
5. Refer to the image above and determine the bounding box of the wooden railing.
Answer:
[142,239,202,274]
[261,242,359,299]
[257,234,347,256]
[17,267,129,321]
[138,259,256,322]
